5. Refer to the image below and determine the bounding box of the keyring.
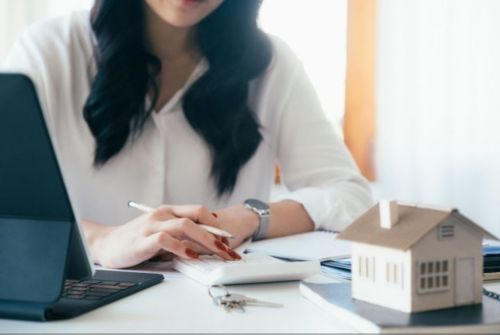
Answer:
[208,284,229,300]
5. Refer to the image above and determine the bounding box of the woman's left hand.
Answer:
[212,205,260,248]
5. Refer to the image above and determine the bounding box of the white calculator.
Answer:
[173,252,320,286]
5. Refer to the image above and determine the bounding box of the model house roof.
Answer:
[337,202,498,250]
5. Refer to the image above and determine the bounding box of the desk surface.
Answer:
[0,271,355,333]
[1,271,500,333]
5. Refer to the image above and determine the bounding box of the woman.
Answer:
[2,0,372,268]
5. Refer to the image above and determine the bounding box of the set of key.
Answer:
[208,285,284,313]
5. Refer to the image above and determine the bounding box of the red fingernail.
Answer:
[215,240,228,251]
[212,212,218,219]
[186,248,199,259]
[228,250,242,260]
[222,237,229,246]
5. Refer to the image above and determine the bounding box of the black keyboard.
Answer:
[63,279,137,301]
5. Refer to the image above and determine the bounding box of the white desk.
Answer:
[0,271,356,333]
[1,271,500,333]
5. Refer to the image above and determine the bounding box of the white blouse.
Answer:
[2,11,373,231]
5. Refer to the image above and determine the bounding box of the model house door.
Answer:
[455,257,475,305]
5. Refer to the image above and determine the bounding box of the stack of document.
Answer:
[320,258,351,281]
[484,243,500,281]
[251,236,500,282]
[247,231,352,280]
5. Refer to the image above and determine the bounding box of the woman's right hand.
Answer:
[83,206,240,269]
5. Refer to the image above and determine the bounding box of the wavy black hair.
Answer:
[84,0,272,195]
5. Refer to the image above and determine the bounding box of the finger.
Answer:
[145,218,239,260]
[159,205,220,228]
[145,232,200,260]
[180,240,213,255]
[181,238,241,260]
[149,252,175,262]
[181,237,241,260]
[150,205,177,222]
[168,218,237,260]
[141,209,178,236]
[215,235,230,248]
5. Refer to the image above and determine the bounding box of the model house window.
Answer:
[386,262,404,288]
[417,260,450,294]
[358,256,375,281]
[438,223,455,240]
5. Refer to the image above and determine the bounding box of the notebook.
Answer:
[247,231,351,261]
[300,282,500,333]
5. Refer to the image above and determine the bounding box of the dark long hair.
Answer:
[83,0,272,195]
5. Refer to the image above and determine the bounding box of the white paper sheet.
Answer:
[247,231,351,261]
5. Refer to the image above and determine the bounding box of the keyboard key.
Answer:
[89,288,120,294]
[91,284,123,290]
[62,280,137,302]
[81,280,101,285]
[101,281,119,286]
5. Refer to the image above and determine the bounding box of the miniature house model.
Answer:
[337,201,498,313]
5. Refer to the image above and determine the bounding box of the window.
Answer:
[417,260,450,294]
[358,256,375,281]
[386,262,404,288]
[260,0,348,124]
[439,223,455,240]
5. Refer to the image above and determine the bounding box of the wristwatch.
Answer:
[244,199,270,241]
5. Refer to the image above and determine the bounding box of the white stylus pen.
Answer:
[128,201,235,239]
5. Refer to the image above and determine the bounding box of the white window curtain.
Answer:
[374,0,500,236]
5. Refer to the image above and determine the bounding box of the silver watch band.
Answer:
[244,199,270,241]
[252,212,270,241]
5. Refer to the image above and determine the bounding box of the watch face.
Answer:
[245,199,270,216]
[245,199,268,211]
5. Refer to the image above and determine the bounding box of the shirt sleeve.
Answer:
[272,52,373,232]
[1,27,54,132]
[1,14,93,139]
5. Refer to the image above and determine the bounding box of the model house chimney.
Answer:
[380,200,399,229]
